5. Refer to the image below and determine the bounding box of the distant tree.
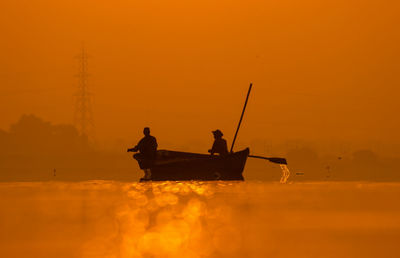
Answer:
[3,114,90,155]
[351,150,380,180]
[286,148,324,180]
[352,150,378,164]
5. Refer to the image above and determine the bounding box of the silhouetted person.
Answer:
[208,129,228,156]
[128,127,158,180]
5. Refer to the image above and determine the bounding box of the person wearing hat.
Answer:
[208,129,229,156]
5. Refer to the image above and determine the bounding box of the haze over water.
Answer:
[1,180,399,258]
[1,0,400,257]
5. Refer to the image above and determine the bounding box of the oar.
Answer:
[248,155,288,165]
[230,83,253,153]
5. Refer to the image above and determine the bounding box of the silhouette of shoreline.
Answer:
[1,114,400,182]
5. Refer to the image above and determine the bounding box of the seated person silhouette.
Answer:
[128,127,158,180]
[208,129,229,156]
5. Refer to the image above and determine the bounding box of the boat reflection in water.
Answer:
[1,181,400,258]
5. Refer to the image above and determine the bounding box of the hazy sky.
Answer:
[1,0,399,148]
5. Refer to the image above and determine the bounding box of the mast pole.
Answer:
[230,83,253,153]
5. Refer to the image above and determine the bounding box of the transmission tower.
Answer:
[74,46,94,140]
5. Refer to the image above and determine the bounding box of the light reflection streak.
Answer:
[115,181,235,257]
[280,165,291,183]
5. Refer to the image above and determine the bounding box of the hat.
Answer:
[212,129,223,137]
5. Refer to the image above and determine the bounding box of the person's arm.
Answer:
[127,145,139,152]
[208,141,217,155]
[127,139,142,152]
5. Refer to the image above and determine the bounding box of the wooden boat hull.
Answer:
[133,148,249,181]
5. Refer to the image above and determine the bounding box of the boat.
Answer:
[134,148,249,181]
[129,83,288,181]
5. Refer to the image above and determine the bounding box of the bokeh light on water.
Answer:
[1,181,400,258]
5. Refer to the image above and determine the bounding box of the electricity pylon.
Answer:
[74,46,94,140]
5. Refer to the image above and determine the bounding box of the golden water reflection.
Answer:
[1,181,400,258]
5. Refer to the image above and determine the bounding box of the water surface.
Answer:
[1,181,399,258]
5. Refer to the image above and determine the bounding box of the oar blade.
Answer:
[267,157,287,165]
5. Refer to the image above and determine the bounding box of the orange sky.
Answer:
[1,0,399,150]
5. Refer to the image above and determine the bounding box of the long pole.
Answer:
[230,83,253,153]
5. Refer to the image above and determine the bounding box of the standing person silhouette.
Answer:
[208,129,229,157]
[128,127,158,180]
